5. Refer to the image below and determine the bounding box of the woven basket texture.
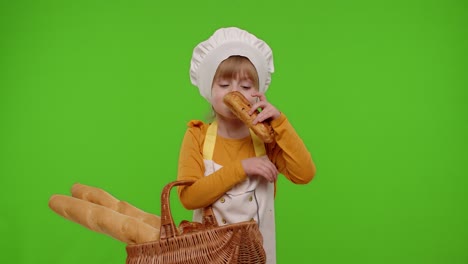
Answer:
[126,180,266,264]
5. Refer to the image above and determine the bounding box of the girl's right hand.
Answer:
[241,156,278,182]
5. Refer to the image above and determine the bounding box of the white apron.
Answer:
[193,120,277,264]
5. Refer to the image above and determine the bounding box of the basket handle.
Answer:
[159,180,219,239]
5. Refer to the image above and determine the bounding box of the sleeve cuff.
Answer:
[271,112,287,129]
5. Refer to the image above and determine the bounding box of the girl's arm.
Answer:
[249,92,316,184]
[268,113,316,184]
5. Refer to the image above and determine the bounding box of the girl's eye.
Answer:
[219,84,229,88]
[242,86,252,90]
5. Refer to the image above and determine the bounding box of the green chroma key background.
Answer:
[0,0,466,263]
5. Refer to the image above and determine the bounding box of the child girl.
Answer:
[177,27,316,264]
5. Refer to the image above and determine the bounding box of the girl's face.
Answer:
[210,56,259,120]
[211,75,257,119]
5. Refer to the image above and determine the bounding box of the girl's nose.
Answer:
[231,84,241,92]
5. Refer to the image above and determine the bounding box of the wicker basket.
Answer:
[126,180,266,264]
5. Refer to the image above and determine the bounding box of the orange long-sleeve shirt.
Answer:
[177,113,316,210]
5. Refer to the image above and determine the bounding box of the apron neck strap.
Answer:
[203,120,266,160]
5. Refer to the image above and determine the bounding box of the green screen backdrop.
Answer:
[1,0,467,263]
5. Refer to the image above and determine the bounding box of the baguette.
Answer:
[223,91,275,143]
[71,183,160,229]
[49,194,160,244]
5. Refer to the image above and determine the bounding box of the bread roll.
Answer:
[71,183,160,229]
[49,194,160,244]
[223,91,274,143]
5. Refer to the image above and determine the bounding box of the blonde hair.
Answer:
[212,56,259,90]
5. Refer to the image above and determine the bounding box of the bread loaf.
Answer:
[71,183,161,229]
[223,91,274,143]
[49,194,160,244]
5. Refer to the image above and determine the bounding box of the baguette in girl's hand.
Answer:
[223,91,275,143]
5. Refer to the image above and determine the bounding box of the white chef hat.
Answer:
[190,27,275,102]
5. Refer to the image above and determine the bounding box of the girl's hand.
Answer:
[249,92,281,125]
[241,156,279,182]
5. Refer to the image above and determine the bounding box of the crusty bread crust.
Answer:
[223,91,274,143]
[49,194,160,244]
[71,183,161,229]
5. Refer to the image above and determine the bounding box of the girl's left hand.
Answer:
[249,92,281,124]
